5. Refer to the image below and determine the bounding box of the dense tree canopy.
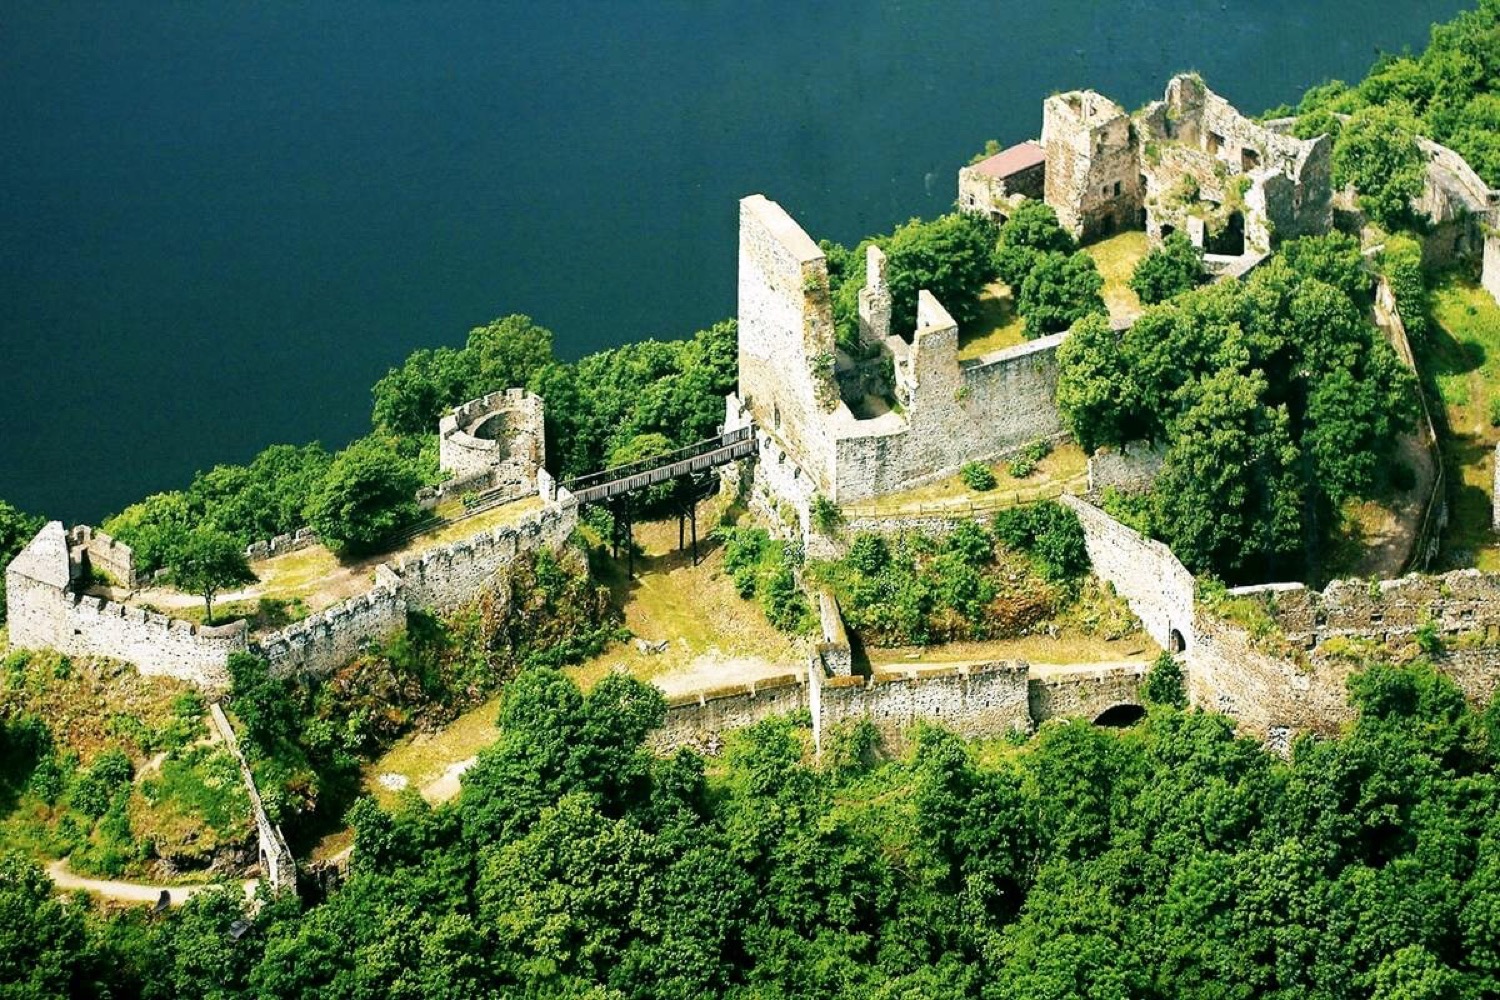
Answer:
[1056,234,1417,580]
[14,657,1500,999]
[1129,231,1204,304]
[303,436,424,555]
[1279,0,1500,188]
[1332,104,1427,231]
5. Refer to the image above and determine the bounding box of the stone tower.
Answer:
[1042,90,1142,240]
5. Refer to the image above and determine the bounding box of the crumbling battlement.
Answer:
[6,498,580,686]
[433,388,546,507]
[736,199,1066,510]
[1226,569,1500,647]
[6,522,245,686]
[258,500,579,677]
[65,524,137,589]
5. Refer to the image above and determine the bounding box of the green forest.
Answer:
[10,658,1500,999]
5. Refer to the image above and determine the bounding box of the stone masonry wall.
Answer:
[833,332,1065,501]
[434,389,547,506]
[6,522,247,688]
[66,525,136,588]
[209,704,296,895]
[258,501,578,677]
[649,662,1035,754]
[1028,663,1147,722]
[1061,495,1194,652]
[1485,223,1500,308]
[736,194,840,496]
[1087,441,1165,495]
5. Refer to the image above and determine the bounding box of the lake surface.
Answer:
[0,1,1464,523]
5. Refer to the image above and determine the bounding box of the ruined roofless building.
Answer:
[730,194,1064,539]
[1014,74,1332,254]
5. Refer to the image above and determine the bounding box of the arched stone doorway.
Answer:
[1168,628,1186,654]
[1094,703,1147,727]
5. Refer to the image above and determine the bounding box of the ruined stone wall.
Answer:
[649,673,810,754]
[833,332,1065,501]
[819,663,1032,744]
[66,525,136,588]
[737,194,839,495]
[1485,223,1500,308]
[1188,609,1348,744]
[1061,495,1194,652]
[435,389,546,505]
[258,501,579,677]
[649,662,1033,754]
[1087,441,1164,495]
[256,585,407,679]
[6,522,247,688]
[958,160,1044,220]
[209,704,296,895]
[817,589,852,677]
[1028,663,1147,722]
[1043,90,1142,240]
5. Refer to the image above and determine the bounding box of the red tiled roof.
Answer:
[971,141,1046,179]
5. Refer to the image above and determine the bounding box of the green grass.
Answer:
[958,281,1028,359]
[1082,230,1148,324]
[1418,271,1500,570]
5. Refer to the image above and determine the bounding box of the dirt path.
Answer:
[47,860,255,906]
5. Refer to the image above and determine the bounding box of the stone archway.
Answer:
[1168,628,1186,654]
[1093,703,1147,727]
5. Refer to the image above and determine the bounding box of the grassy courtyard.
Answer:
[1420,271,1500,570]
[1081,229,1148,325]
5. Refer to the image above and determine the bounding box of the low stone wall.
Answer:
[1087,441,1164,495]
[208,704,296,896]
[245,527,319,563]
[650,672,809,754]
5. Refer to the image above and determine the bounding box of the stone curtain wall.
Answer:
[7,501,578,686]
[647,659,1154,754]
[649,662,1033,754]
[6,522,248,688]
[1028,663,1147,722]
[832,333,1066,502]
[816,589,853,677]
[1061,495,1194,652]
[258,501,578,677]
[208,704,296,896]
[255,585,407,679]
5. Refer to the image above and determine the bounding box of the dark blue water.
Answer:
[0,2,1462,523]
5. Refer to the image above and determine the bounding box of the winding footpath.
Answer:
[47,860,255,906]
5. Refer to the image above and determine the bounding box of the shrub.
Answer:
[960,462,997,492]
[992,501,1090,583]
[1130,232,1204,304]
[811,495,844,535]
[1379,233,1429,340]
[1017,251,1107,334]
[1143,652,1188,708]
[944,521,995,567]
[847,534,890,575]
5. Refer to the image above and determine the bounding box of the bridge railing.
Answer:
[562,427,752,496]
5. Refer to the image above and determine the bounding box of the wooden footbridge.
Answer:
[560,426,754,504]
[561,426,755,574]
